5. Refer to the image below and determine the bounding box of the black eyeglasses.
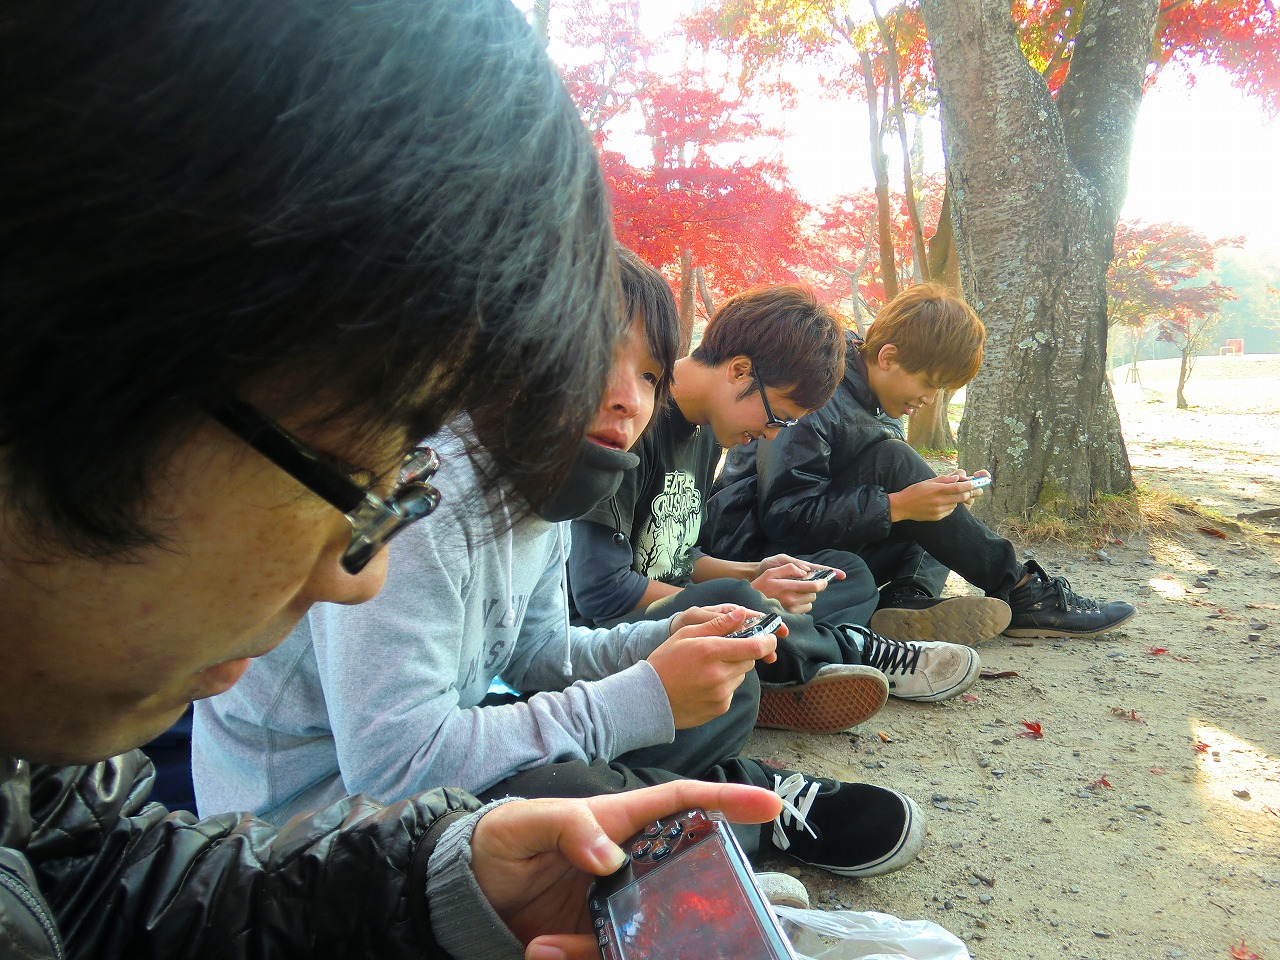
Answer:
[207,398,441,574]
[750,370,799,430]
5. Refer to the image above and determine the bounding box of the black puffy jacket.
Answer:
[703,332,903,561]
[0,752,480,959]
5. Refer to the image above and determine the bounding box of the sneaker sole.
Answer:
[802,794,926,878]
[869,596,1011,647]
[1002,606,1138,638]
[754,871,810,910]
[757,669,888,734]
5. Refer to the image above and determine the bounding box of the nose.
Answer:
[603,364,641,419]
[920,390,939,406]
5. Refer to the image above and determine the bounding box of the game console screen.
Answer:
[605,837,782,960]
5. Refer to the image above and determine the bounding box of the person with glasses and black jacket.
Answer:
[0,3,781,958]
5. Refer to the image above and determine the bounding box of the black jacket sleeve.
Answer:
[26,751,481,960]
[754,413,894,554]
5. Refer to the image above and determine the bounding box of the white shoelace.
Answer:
[770,772,821,850]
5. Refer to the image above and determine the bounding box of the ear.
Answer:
[875,344,898,371]
[727,356,754,382]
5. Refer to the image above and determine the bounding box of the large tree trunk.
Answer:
[919,0,1150,519]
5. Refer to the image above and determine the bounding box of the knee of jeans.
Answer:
[694,576,773,612]
[873,438,935,485]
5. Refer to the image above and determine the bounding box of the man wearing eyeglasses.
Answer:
[0,2,783,959]
[569,285,984,708]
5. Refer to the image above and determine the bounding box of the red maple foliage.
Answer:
[556,1,813,320]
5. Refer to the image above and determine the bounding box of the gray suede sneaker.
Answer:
[845,624,982,702]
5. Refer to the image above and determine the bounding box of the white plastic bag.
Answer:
[773,906,972,960]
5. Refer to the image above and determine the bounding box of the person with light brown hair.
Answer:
[705,282,1137,640]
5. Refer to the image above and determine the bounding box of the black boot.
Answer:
[1004,561,1136,638]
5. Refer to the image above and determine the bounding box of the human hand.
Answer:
[469,781,783,960]
[669,603,753,634]
[751,558,826,614]
[649,608,779,728]
[888,473,987,522]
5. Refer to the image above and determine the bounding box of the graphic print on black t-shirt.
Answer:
[633,470,701,583]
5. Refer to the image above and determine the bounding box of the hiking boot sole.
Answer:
[869,596,1012,647]
[757,666,888,734]
[1003,606,1138,638]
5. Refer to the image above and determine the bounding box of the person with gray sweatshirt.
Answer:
[193,252,929,879]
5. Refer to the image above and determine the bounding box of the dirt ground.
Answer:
[749,354,1280,960]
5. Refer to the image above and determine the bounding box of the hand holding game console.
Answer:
[751,555,826,614]
[471,781,784,960]
[589,808,799,960]
[649,608,779,729]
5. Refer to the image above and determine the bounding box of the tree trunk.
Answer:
[1176,349,1190,408]
[531,0,551,46]
[860,50,898,302]
[907,190,959,451]
[907,388,955,450]
[871,0,929,283]
[695,266,715,322]
[677,248,695,356]
[919,0,1151,519]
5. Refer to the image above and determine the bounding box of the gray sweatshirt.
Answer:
[192,427,674,822]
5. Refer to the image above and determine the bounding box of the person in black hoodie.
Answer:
[0,3,780,958]
[704,283,1137,640]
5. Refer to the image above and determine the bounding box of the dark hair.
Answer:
[691,285,846,411]
[861,283,986,389]
[617,248,679,406]
[0,0,617,555]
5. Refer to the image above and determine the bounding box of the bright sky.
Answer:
[544,0,1280,254]
[776,64,1280,252]
[1123,68,1280,249]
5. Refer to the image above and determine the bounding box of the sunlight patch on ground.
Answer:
[1148,538,1221,579]
[1192,723,1280,826]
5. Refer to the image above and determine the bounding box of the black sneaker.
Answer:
[846,625,981,702]
[869,594,1011,647]
[1004,560,1137,638]
[756,764,925,877]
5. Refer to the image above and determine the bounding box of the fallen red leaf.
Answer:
[1198,526,1229,539]
[1229,940,1260,960]
[962,694,981,703]
[1150,766,1166,775]
[1146,646,1169,655]
[1194,741,1211,753]
[1017,721,1043,740]
[980,669,1020,679]
[1091,776,1113,788]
